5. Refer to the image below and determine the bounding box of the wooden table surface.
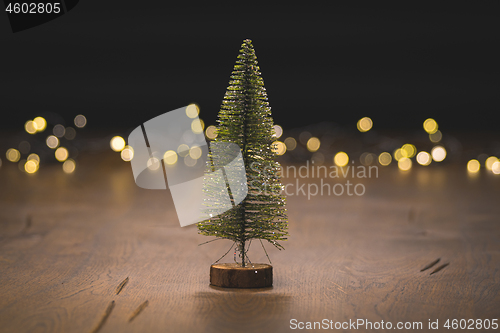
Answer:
[0,152,499,332]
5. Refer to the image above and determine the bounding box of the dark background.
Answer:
[1,2,499,133]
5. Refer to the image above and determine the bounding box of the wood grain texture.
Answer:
[210,263,272,288]
[0,152,499,332]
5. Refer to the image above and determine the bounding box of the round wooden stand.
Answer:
[210,263,273,288]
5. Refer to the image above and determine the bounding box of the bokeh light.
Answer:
[360,152,375,166]
[423,118,438,134]
[53,124,66,138]
[272,141,287,156]
[186,104,199,118]
[416,151,431,166]
[55,147,69,162]
[24,160,39,174]
[65,127,76,140]
[147,157,161,170]
[46,135,59,149]
[334,152,349,167]
[429,130,442,143]
[485,156,499,171]
[299,131,312,145]
[398,157,412,171]
[431,146,447,162]
[33,117,47,132]
[357,117,373,132]
[189,146,203,160]
[6,148,21,162]
[63,159,76,174]
[121,146,134,161]
[74,115,87,128]
[205,125,217,140]
[272,125,283,138]
[306,137,320,152]
[191,119,204,134]
[164,150,178,165]
[284,137,297,151]
[467,159,480,173]
[393,148,404,162]
[184,155,197,167]
[27,153,40,164]
[177,144,190,157]
[492,161,500,175]
[378,152,392,166]
[401,144,416,158]
[110,136,126,152]
[25,120,37,134]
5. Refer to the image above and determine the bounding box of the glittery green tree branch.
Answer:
[197,39,288,267]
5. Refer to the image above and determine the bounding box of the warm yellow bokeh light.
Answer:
[431,146,446,162]
[27,153,40,164]
[110,136,126,152]
[429,130,442,143]
[284,137,297,151]
[357,117,373,132]
[55,147,69,162]
[492,161,500,175]
[186,104,200,118]
[189,146,203,160]
[416,151,431,166]
[423,118,438,134]
[24,160,39,173]
[191,119,204,134]
[63,159,76,174]
[398,157,412,171]
[164,150,178,165]
[205,125,217,139]
[306,137,321,152]
[74,115,87,128]
[467,159,480,173]
[393,148,404,161]
[6,148,21,162]
[177,144,190,157]
[33,117,47,132]
[46,135,59,149]
[272,141,287,156]
[147,157,161,170]
[272,125,283,138]
[401,144,416,158]
[378,152,392,166]
[121,146,134,161]
[25,120,37,134]
[485,156,499,171]
[334,152,349,167]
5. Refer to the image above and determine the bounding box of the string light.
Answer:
[416,151,431,166]
[110,136,126,152]
[467,159,480,173]
[357,117,373,132]
[398,157,412,171]
[378,152,392,166]
[431,146,446,162]
[334,152,349,167]
[284,137,297,151]
[306,137,320,152]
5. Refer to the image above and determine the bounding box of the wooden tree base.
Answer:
[210,263,273,288]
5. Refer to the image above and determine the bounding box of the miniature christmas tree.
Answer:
[197,39,288,272]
